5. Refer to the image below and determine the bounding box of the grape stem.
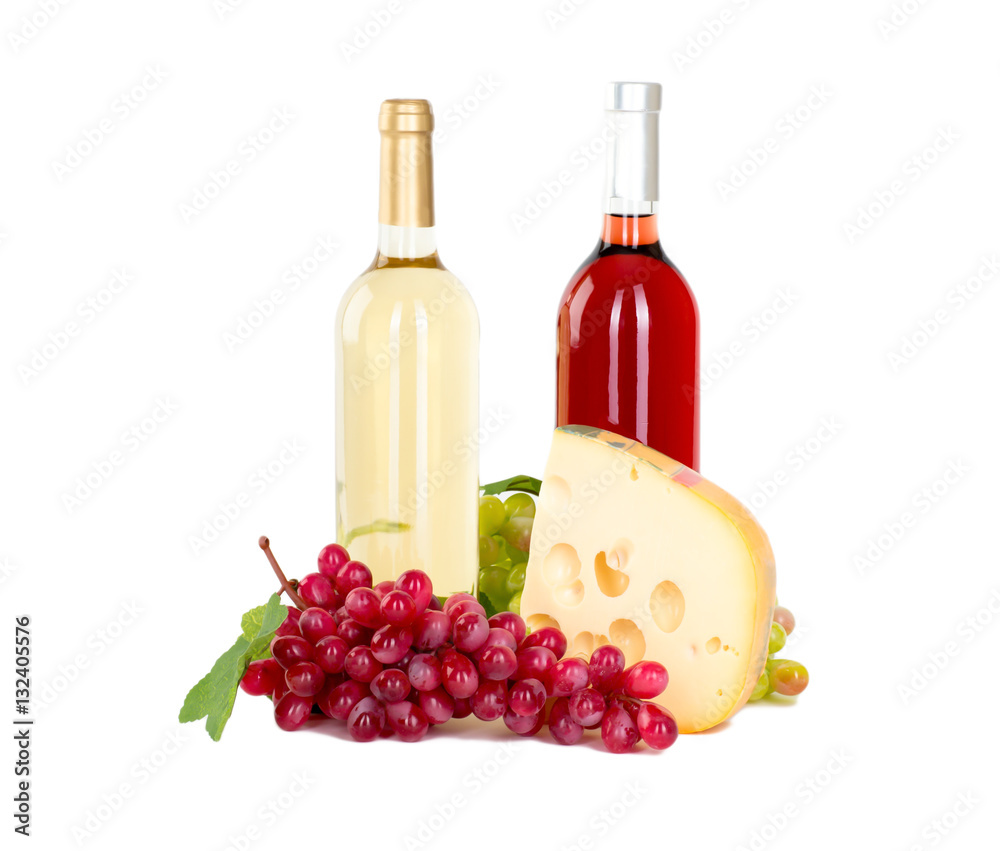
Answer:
[258,536,307,610]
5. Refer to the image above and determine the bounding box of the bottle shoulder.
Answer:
[337,262,478,333]
[559,243,697,311]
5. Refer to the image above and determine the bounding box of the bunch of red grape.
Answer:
[240,544,678,753]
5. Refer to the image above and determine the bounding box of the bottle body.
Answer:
[336,252,479,594]
[556,217,699,469]
[335,99,479,595]
[556,82,700,470]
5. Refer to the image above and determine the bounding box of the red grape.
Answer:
[549,697,584,745]
[371,625,413,664]
[503,706,543,736]
[514,646,557,681]
[601,706,639,753]
[440,651,479,699]
[471,680,508,721]
[344,646,382,683]
[624,661,668,699]
[371,669,411,704]
[609,695,642,723]
[240,658,281,696]
[522,627,567,659]
[568,687,606,727]
[334,560,373,597]
[298,607,338,644]
[381,590,417,626]
[347,696,385,742]
[477,645,517,681]
[443,592,477,613]
[508,678,546,717]
[274,693,313,731]
[373,580,395,600]
[636,703,678,750]
[315,675,346,717]
[274,606,303,637]
[453,612,489,653]
[322,680,370,721]
[452,697,473,719]
[419,687,455,725]
[317,543,350,580]
[407,654,442,692]
[270,635,314,669]
[412,611,451,650]
[298,573,338,609]
[285,661,325,697]
[337,618,373,648]
[488,612,526,645]
[547,657,589,697]
[448,599,487,624]
[387,701,430,742]
[588,644,626,693]
[345,587,383,629]
[272,679,289,704]
[427,595,443,611]
[314,635,349,674]
[481,627,517,653]
[395,570,433,612]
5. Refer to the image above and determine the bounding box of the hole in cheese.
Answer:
[650,580,685,633]
[594,551,630,597]
[705,637,721,654]
[609,618,646,667]
[572,631,595,657]
[526,613,560,632]
[554,579,585,608]
[542,543,581,587]
[629,465,638,481]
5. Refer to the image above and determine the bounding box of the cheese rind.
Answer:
[521,426,776,733]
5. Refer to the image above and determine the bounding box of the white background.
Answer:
[2,0,999,848]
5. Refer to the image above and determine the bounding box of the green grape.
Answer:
[506,563,526,595]
[508,591,522,614]
[768,622,787,655]
[749,670,769,701]
[504,492,536,520]
[479,496,506,537]
[769,660,809,696]
[773,605,795,635]
[479,565,510,607]
[500,516,533,552]
[506,541,529,566]
[479,535,501,568]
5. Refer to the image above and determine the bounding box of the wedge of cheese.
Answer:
[520,427,776,733]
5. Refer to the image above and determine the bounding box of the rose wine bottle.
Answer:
[336,100,480,595]
[556,82,700,469]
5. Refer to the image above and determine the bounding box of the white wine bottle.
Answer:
[336,99,480,596]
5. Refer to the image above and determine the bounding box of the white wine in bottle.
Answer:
[335,99,480,596]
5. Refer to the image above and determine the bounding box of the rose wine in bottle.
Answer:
[556,83,699,469]
[336,100,480,595]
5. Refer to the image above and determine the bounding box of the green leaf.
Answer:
[344,519,411,547]
[241,594,288,642]
[179,593,285,741]
[480,475,542,497]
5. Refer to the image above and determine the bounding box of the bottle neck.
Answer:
[378,224,438,260]
[601,213,659,248]
[378,127,435,231]
[604,107,659,218]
